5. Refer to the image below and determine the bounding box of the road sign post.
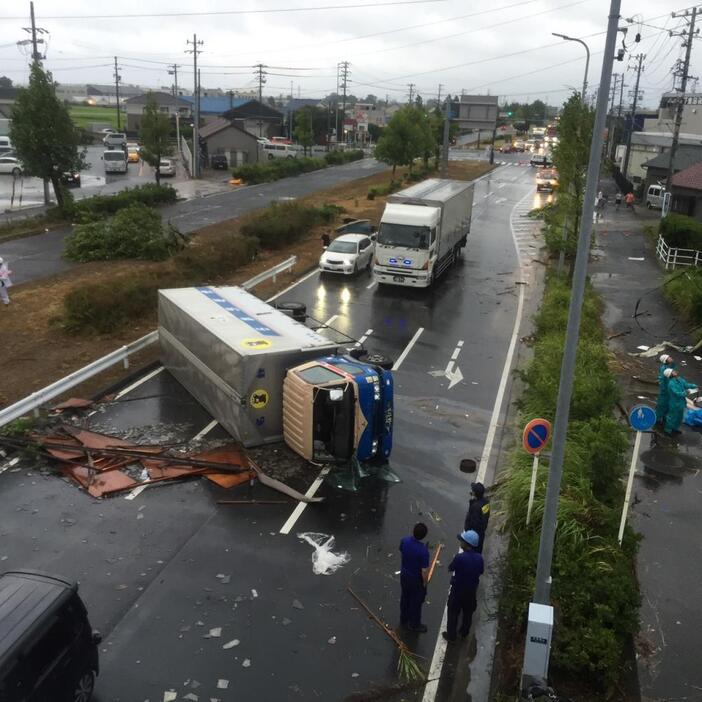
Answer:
[522,419,552,526]
[618,405,656,545]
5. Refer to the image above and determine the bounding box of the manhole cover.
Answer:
[460,459,477,474]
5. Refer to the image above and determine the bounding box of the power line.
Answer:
[1,0,448,20]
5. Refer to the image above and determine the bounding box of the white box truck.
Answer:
[103,149,128,174]
[158,286,394,464]
[373,179,474,288]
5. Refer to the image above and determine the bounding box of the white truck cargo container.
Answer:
[373,179,474,288]
[158,286,394,463]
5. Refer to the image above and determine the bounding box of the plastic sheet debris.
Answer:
[51,397,94,412]
[222,639,240,649]
[297,532,350,575]
[163,692,177,702]
[292,599,304,610]
[242,659,251,668]
[217,680,229,689]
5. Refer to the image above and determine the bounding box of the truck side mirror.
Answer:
[328,388,344,402]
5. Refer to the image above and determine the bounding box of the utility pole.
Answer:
[613,73,626,159]
[605,73,619,158]
[339,61,350,145]
[168,64,181,156]
[522,0,621,691]
[441,94,451,178]
[437,83,443,106]
[665,7,698,193]
[113,57,122,131]
[407,83,415,104]
[253,63,267,137]
[186,34,203,177]
[622,53,645,181]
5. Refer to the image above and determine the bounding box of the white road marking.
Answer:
[114,366,164,400]
[392,327,424,371]
[422,191,531,702]
[366,279,377,289]
[279,465,332,534]
[0,456,20,475]
[354,329,373,347]
[323,314,338,327]
[444,340,464,375]
[266,268,319,303]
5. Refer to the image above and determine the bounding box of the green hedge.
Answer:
[232,149,364,184]
[663,268,702,328]
[64,204,183,262]
[500,274,639,692]
[66,184,178,223]
[660,213,702,249]
[240,201,341,249]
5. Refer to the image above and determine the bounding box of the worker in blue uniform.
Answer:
[399,522,430,633]
[665,368,698,436]
[442,530,484,643]
[656,354,675,424]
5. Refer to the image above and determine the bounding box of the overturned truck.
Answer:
[158,286,393,464]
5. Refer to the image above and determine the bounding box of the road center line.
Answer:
[391,327,424,371]
[422,191,530,702]
[366,280,377,289]
[279,466,332,534]
[354,328,373,348]
[323,314,338,327]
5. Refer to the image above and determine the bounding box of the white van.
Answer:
[646,184,665,210]
[103,149,128,174]
[0,136,13,154]
[262,143,302,160]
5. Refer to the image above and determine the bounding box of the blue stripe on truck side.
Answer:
[196,287,281,336]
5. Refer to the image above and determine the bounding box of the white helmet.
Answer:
[0,257,4,264]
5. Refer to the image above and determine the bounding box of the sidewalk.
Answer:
[589,205,702,701]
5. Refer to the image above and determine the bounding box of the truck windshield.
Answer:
[296,365,345,384]
[104,152,125,161]
[378,223,430,249]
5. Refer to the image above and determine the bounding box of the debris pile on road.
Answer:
[4,424,252,498]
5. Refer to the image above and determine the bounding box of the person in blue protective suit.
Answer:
[399,522,430,632]
[656,354,675,424]
[664,368,698,435]
[442,530,484,643]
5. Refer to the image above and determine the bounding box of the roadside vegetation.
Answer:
[232,149,364,184]
[497,275,640,696]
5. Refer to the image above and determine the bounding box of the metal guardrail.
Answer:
[656,234,702,270]
[241,255,297,290]
[0,257,299,429]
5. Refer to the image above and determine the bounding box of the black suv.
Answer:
[210,154,229,170]
[0,571,101,702]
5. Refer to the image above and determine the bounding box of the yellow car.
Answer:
[127,143,140,163]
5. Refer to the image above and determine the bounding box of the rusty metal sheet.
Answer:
[52,398,94,411]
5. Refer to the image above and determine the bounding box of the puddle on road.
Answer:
[640,431,701,487]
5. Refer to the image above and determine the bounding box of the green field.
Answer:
[69,105,121,130]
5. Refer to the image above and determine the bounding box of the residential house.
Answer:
[0,87,18,120]
[641,146,702,194]
[124,92,192,133]
[221,100,283,139]
[670,161,702,220]
[198,117,261,167]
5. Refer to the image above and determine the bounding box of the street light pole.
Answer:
[552,33,590,102]
[521,0,621,693]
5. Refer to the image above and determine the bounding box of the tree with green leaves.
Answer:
[10,63,86,209]
[139,93,174,185]
[0,76,12,88]
[293,107,314,155]
[375,106,435,177]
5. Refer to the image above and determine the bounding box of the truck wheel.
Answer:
[360,352,394,370]
[275,301,306,323]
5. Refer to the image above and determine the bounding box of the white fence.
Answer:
[0,257,297,429]
[656,234,702,270]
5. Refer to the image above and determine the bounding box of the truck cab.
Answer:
[283,356,393,463]
[103,149,128,174]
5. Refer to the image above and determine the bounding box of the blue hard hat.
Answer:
[458,530,479,547]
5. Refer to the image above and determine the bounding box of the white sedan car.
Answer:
[319,233,375,275]
[158,159,176,177]
[0,156,22,176]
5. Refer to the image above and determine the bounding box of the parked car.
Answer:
[103,132,126,148]
[99,128,117,136]
[319,233,375,275]
[0,570,101,702]
[0,156,22,176]
[127,143,140,163]
[262,143,302,160]
[60,171,81,188]
[646,183,665,209]
[210,154,228,170]
[158,159,176,177]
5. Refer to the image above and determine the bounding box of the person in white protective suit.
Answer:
[0,256,13,305]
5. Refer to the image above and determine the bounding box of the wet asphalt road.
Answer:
[1,158,385,286]
[0,158,547,701]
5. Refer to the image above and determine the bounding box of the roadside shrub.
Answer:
[173,235,259,282]
[64,204,183,262]
[367,179,403,200]
[240,201,340,249]
[324,149,364,166]
[71,184,177,223]
[659,213,702,249]
[232,157,325,184]
[499,273,639,693]
[663,268,702,326]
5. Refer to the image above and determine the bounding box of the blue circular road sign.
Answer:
[523,418,552,455]
[629,404,657,432]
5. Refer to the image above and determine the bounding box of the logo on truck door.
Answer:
[241,338,272,350]
[250,389,269,409]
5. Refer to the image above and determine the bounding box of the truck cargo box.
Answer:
[158,286,338,447]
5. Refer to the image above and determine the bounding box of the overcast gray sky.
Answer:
[0,0,687,108]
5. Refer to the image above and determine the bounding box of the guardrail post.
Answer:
[673,247,678,270]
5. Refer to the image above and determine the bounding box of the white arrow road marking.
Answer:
[428,340,465,388]
[446,365,464,390]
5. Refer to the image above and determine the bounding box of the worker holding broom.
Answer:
[399,522,430,633]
